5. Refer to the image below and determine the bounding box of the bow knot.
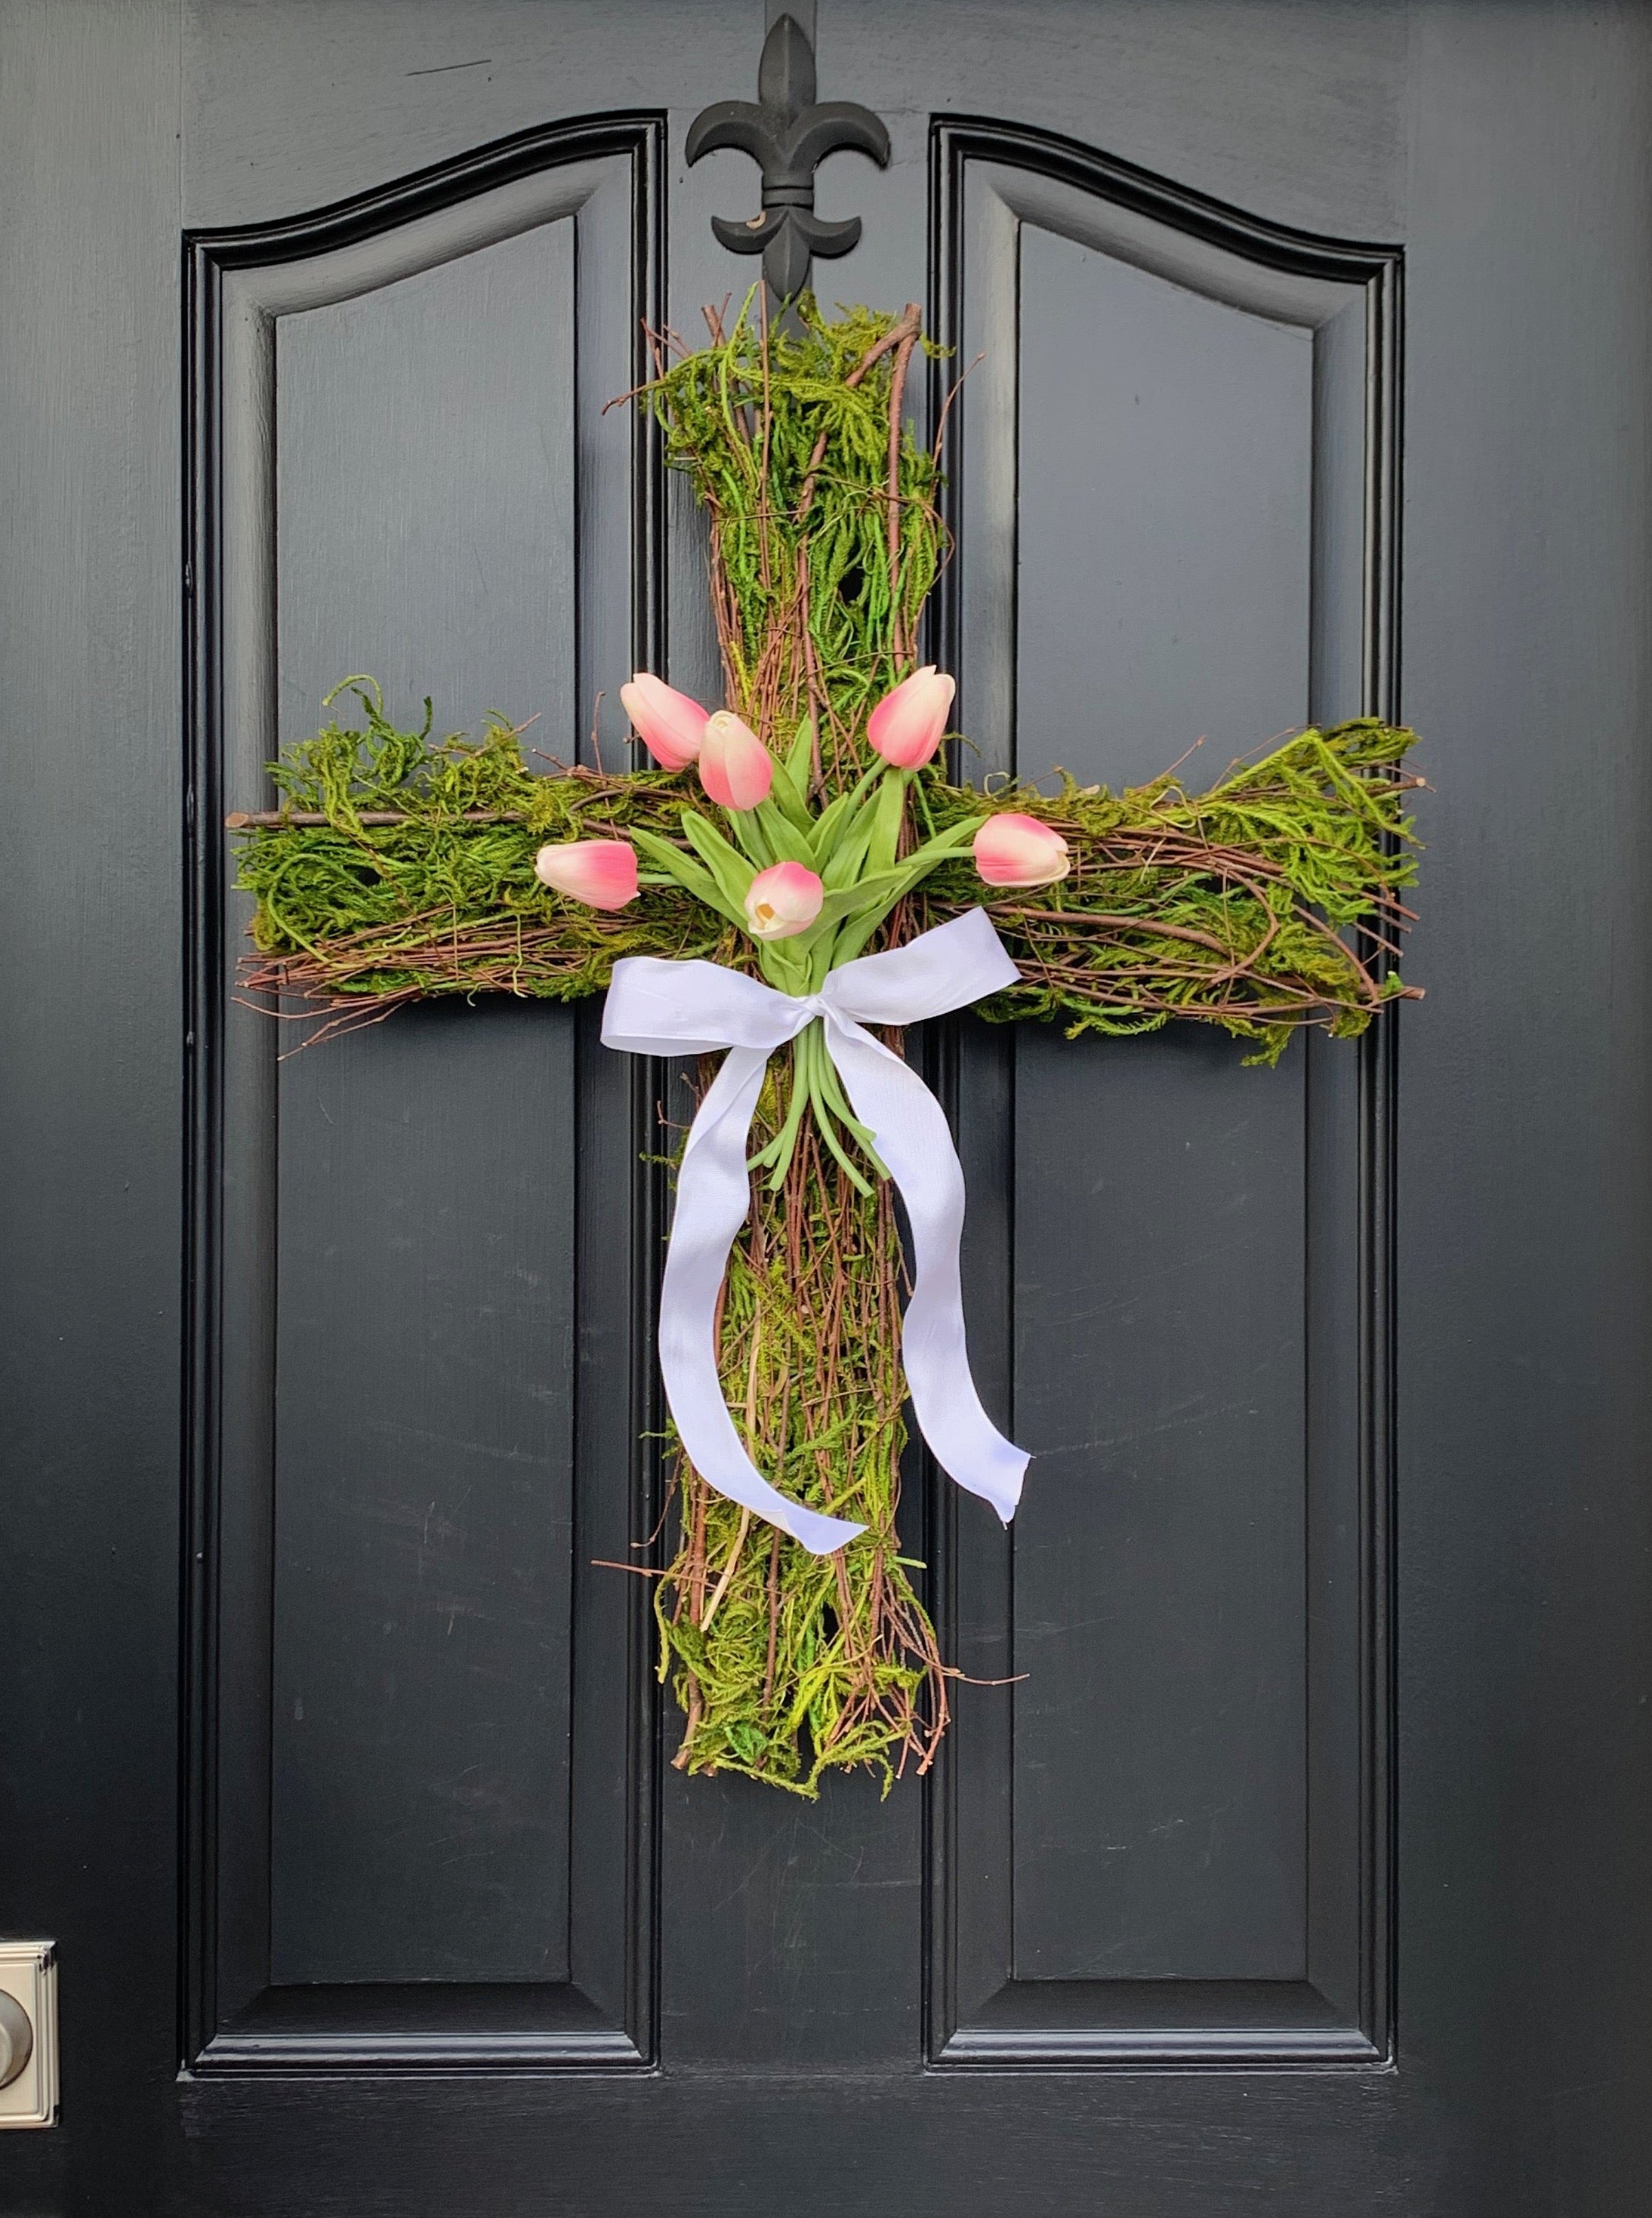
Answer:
[602,909,1030,1555]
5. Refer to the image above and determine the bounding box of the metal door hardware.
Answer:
[0,1992,31,2086]
[0,1943,57,2128]
[686,11,889,300]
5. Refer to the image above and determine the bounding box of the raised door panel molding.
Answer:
[183,118,664,2072]
[929,118,1398,2069]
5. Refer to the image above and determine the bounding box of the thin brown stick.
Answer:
[885,303,923,667]
[226,808,523,828]
[763,1526,781,1708]
[794,304,922,523]
[700,1505,751,1634]
[931,352,983,467]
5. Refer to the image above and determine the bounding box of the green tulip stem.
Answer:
[806,1052,875,1197]
[811,1046,888,1181]
[750,1019,816,1185]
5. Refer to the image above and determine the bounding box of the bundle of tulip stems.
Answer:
[233,297,1423,1794]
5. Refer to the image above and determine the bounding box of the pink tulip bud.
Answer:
[866,665,956,769]
[972,813,1071,889]
[698,710,775,812]
[620,672,708,770]
[744,860,823,941]
[534,838,639,910]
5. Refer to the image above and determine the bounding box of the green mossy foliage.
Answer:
[236,692,1418,1063]
[236,680,723,1003]
[642,296,944,730]
[652,1095,936,1797]
[233,305,1423,1795]
[920,715,1421,1064]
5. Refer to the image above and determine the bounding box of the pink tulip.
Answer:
[620,672,708,770]
[973,813,1071,889]
[866,666,956,769]
[744,861,823,941]
[698,710,775,812]
[534,838,639,910]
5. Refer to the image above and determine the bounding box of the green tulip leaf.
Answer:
[785,712,815,792]
[754,796,817,867]
[678,809,757,914]
[629,826,741,924]
[767,750,816,839]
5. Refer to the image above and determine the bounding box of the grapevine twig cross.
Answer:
[232,297,1422,1797]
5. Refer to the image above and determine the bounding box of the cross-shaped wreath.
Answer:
[231,296,1422,1798]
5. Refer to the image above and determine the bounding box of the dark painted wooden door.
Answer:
[5,4,1650,2213]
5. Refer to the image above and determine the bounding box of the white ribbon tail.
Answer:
[600,911,1031,1556]
[603,963,863,1554]
[654,1045,865,1554]
[818,1012,1027,1523]
[817,911,1028,1523]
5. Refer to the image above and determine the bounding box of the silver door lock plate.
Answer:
[0,1943,57,2127]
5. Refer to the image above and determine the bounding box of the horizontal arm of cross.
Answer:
[231,706,1421,1061]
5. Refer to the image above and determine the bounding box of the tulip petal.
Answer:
[535,838,640,910]
[699,710,775,812]
[744,859,824,940]
[867,666,956,769]
[621,672,708,770]
[972,813,1070,889]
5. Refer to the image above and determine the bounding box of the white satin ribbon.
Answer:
[601,908,1030,1555]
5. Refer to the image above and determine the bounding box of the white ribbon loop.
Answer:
[602,909,1030,1556]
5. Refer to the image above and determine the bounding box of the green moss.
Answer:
[239,695,1419,1065]
[234,305,1423,1793]
[919,715,1421,1064]
[655,1086,943,1796]
[640,297,944,744]
[233,681,727,1012]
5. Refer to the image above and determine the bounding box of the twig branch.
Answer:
[226,809,519,827]
[885,303,923,668]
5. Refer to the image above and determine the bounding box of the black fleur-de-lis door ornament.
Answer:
[686,12,892,302]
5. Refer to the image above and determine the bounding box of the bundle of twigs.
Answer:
[231,296,1422,1791]
[237,707,1420,1066]
[633,295,935,773]
[655,1073,946,1793]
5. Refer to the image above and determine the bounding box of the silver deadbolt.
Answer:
[0,1993,31,2090]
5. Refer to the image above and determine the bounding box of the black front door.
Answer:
[5,4,1649,2213]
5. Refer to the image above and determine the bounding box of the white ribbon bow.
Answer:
[601,907,1031,1554]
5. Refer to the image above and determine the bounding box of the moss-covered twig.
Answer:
[236,704,1420,1063]
[230,302,1424,1791]
[655,1061,946,1794]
